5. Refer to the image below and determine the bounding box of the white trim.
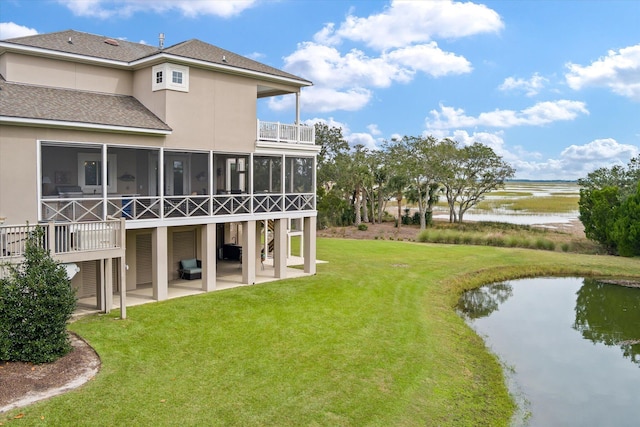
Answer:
[123,211,318,230]
[152,63,189,92]
[0,116,171,135]
[255,141,320,155]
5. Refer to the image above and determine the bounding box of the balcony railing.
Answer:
[257,120,315,144]
[0,220,124,261]
[41,193,315,222]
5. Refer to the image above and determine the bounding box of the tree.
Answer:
[0,227,77,363]
[438,141,515,223]
[579,186,620,254]
[314,123,354,227]
[384,136,439,229]
[611,183,640,257]
[578,156,640,255]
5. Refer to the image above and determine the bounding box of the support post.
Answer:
[274,218,287,278]
[201,224,216,291]
[119,256,126,319]
[104,258,113,313]
[241,220,256,285]
[152,226,168,300]
[303,216,316,275]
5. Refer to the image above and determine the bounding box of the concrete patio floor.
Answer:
[74,256,323,317]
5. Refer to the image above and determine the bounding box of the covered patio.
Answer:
[74,256,321,318]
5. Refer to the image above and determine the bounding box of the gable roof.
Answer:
[1,30,311,86]
[0,77,171,134]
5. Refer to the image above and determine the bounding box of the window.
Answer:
[152,64,189,92]
[78,153,117,193]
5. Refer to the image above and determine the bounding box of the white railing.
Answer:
[0,220,123,261]
[42,198,103,222]
[41,193,315,222]
[257,120,315,144]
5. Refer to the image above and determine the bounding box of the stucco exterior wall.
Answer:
[0,52,133,95]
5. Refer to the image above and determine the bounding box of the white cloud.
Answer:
[270,87,372,114]
[566,43,640,101]
[0,22,38,40]
[348,132,379,150]
[433,132,638,180]
[426,100,589,130]
[277,1,502,114]
[561,138,639,161]
[384,42,471,77]
[282,42,413,89]
[499,73,548,97]
[314,0,503,50]
[56,0,257,18]
[367,124,382,136]
[303,117,380,150]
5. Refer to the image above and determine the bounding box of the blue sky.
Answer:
[1,0,639,180]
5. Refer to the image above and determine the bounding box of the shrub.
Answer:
[0,227,77,363]
[357,223,368,231]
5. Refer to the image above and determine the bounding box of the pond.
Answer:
[457,277,640,426]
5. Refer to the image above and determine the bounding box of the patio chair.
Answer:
[179,258,202,280]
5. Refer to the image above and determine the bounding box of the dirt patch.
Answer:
[0,332,100,413]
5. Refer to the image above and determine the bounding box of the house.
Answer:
[0,30,319,317]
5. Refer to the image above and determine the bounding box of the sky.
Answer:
[1,0,639,180]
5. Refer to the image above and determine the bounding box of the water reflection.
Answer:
[457,282,513,319]
[573,278,640,366]
[458,277,640,426]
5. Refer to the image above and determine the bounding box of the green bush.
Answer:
[0,227,77,363]
[357,223,368,231]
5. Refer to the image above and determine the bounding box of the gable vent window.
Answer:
[152,64,189,92]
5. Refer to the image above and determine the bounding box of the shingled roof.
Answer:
[0,77,171,133]
[2,30,311,85]
[2,30,158,63]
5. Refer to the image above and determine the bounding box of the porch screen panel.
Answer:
[171,230,196,280]
[136,234,153,285]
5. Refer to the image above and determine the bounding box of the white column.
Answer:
[303,216,316,275]
[201,223,216,291]
[152,226,168,300]
[274,218,287,278]
[241,220,256,285]
[125,232,137,290]
[98,259,105,312]
[119,256,127,319]
[102,144,108,220]
[104,258,113,313]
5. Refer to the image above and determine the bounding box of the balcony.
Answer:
[0,219,124,263]
[257,120,315,144]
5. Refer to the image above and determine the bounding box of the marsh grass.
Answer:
[3,239,640,426]
[417,221,595,253]
[475,195,579,213]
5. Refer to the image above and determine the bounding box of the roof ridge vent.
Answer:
[104,38,119,46]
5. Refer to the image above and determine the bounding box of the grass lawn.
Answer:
[4,239,640,426]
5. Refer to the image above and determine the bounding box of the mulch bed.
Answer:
[0,332,100,413]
